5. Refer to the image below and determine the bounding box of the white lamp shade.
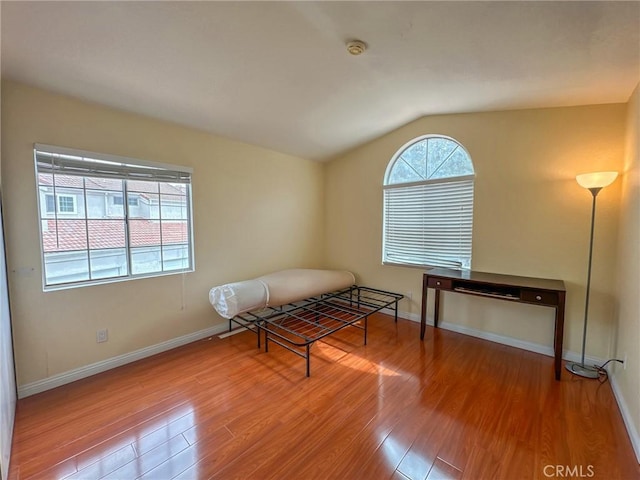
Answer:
[576,171,618,189]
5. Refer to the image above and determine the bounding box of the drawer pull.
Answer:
[521,290,558,304]
[427,277,452,289]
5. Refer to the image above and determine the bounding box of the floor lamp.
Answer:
[565,171,618,379]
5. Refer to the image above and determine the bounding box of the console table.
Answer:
[420,268,566,380]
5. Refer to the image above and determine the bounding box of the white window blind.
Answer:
[34,144,194,290]
[382,135,475,269]
[383,178,474,269]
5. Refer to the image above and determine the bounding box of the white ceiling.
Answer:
[2,1,639,161]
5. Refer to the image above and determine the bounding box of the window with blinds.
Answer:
[383,136,475,269]
[34,144,194,290]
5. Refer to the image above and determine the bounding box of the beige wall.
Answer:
[325,105,625,359]
[1,81,325,387]
[0,78,633,406]
[614,83,640,457]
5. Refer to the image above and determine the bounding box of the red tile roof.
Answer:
[43,219,188,252]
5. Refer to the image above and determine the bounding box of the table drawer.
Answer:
[427,277,453,290]
[521,289,558,305]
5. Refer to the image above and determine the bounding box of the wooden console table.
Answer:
[420,268,566,380]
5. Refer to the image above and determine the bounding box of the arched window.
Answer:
[383,135,475,269]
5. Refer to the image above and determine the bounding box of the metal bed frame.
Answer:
[228,286,403,376]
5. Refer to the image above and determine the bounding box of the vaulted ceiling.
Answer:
[2,1,639,161]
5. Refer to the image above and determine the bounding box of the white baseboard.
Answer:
[18,323,229,399]
[609,373,640,463]
[383,308,606,365]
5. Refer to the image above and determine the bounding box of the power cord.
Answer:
[594,359,624,384]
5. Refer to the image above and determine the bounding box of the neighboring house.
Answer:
[38,174,190,285]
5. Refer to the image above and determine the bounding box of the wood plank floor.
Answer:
[8,314,640,480]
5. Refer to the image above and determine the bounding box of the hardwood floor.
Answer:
[8,314,640,479]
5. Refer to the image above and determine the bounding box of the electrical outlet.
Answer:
[623,352,627,370]
[96,329,108,343]
[405,291,412,301]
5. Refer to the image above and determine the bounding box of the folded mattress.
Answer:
[209,269,356,319]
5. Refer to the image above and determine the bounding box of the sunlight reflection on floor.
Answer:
[315,341,401,377]
[58,404,197,479]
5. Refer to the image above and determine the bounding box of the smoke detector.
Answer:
[346,40,367,56]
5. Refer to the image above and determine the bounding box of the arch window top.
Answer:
[385,136,474,186]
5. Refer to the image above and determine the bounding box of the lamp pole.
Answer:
[566,171,617,379]
[580,188,599,365]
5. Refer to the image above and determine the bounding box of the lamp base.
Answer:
[565,361,599,379]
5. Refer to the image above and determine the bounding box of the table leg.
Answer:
[554,291,566,380]
[434,289,441,328]
[420,275,428,340]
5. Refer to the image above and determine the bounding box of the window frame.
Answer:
[34,144,195,291]
[382,134,475,270]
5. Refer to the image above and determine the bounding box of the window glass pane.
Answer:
[129,219,161,247]
[46,191,85,218]
[38,173,53,186]
[389,159,421,184]
[161,221,188,245]
[127,180,159,194]
[162,244,190,271]
[444,148,474,177]
[43,220,88,252]
[430,148,475,179]
[131,246,162,275]
[129,193,159,220]
[85,190,125,219]
[88,220,126,249]
[400,141,427,180]
[44,251,90,285]
[159,182,187,195]
[90,248,128,280]
[426,138,458,178]
[160,195,188,220]
[53,174,83,189]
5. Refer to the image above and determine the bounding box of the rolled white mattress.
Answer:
[209,269,356,319]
